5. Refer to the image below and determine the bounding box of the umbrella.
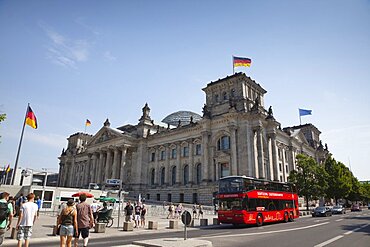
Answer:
[72,191,94,198]
[97,197,117,203]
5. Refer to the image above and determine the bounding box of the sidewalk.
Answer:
[4,209,216,246]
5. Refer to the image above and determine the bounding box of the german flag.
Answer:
[25,106,37,129]
[233,56,252,67]
[86,119,91,126]
[5,164,10,173]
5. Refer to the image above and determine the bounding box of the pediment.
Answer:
[88,127,124,146]
[292,130,309,145]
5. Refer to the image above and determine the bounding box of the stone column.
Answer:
[270,134,278,181]
[112,148,119,179]
[98,151,104,184]
[255,127,265,179]
[201,131,209,182]
[104,149,112,181]
[229,126,238,176]
[91,153,97,183]
[188,140,194,184]
[165,145,170,185]
[176,144,181,185]
[119,146,127,182]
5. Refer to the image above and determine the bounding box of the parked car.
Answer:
[351,204,362,212]
[332,205,346,214]
[312,206,332,217]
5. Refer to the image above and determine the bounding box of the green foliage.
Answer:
[288,154,328,210]
[324,156,353,203]
[0,113,6,141]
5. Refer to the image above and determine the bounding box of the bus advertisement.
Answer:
[217,176,299,227]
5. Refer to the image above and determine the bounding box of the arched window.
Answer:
[150,168,155,185]
[217,136,230,150]
[196,164,202,184]
[183,165,189,185]
[171,166,176,185]
[160,167,165,185]
[223,92,228,100]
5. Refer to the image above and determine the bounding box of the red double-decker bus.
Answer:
[217,176,299,227]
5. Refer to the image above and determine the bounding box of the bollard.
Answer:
[10,227,17,239]
[123,221,134,231]
[169,220,178,229]
[200,219,208,226]
[95,223,106,233]
[148,221,158,230]
[52,225,58,236]
[213,218,220,225]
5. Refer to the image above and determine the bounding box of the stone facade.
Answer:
[58,73,329,205]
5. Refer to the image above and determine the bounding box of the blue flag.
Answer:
[299,108,312,116]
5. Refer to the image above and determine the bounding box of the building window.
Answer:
[215,94,219,102]
[160,167,165,185]
[280,176,283,182]
[196,164,202,184]
[195,144,202,155]
[171,166,176,185]
[160,150,166,160]
[171,148,177,159]
[217,136,230,150]
[183,165,189,185]
[230,89,235,98]
[278,149,282,160]
[183,146,189,157]
[279,163,282,172]
[151,152,155,162]
[220,163,230,177]
[150,169,155,185]
[167,193,172,202]
[147,194,150,200]
[156,194,160,201]
[285,165,288,173]
[193,193,198,204]
[180,193,184,203]
[223,92,228,100]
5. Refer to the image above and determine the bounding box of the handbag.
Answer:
[56,225,61,235]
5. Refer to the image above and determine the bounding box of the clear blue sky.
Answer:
[0,0,369,180]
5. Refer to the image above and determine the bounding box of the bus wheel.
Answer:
[256,214,263,227]
[288,212,294,222]
[284,212,289,223]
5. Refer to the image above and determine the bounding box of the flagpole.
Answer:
[232,56,234,74]
[11,103,29,185]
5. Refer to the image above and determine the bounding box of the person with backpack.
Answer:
[74,194,94,247]
[58,199,78,247]
[0,192,13,246]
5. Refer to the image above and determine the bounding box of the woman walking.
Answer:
[58,199,78,247]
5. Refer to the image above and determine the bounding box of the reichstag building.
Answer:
[58,73,329,204]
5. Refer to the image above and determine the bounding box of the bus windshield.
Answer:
[219,198,244,211]
[219,177,246,193]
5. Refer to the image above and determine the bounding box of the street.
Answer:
[8,210,369,247]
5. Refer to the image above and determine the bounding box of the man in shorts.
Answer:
[74,194,94,247]
[124,201,133,222]
[16,193,38,247]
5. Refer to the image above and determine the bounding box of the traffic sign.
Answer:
[181,210,192,226]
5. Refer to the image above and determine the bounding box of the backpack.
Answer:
[0,202,9,223]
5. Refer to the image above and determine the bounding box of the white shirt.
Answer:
[19,201,38,226]
[90,202,100,213]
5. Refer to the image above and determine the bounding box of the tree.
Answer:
[324,156,353,204]
[0,113,6,141]
[288,154,328,211]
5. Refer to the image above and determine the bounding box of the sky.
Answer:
[0,0,369,180]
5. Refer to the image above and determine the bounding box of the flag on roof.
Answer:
[299,108,312,116]
[5,164,11,173]
[25,106,37,129]
[86,119,91,126]
[233,56,252,67]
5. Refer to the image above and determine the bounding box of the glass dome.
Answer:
[162,111,202,126]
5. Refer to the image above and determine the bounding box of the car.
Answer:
[332,205,346,214]
[312,206,332,217]
[351,205,362,212]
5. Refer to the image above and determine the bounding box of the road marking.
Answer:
[202,231,231,237]
[335,219,343,222]
[314,235,343,247]
[314,219,330,223]
[200,222,329,239]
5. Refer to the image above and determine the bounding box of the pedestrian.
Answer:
[16,193,38,247]
[214,203,219,215]
[8,196,16,216]
[124,201,133,222]
[134,202,141,228]
[58,199,78,247]
[90,200,100,222]
[74,194,94,247]
[15,194,25,217]
[140,204,147,228]
[198,204,204,219]
[35,196,42,218]
[192,204,198,219]
[167,203,174,219]
[0,192,13,246]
